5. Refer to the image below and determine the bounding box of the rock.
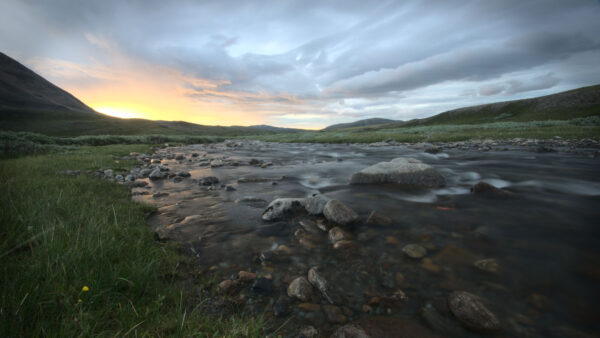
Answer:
[298,326,318,338]
[471,182,513,198]
[331,324,370,338]
[139,168,152,177]
[175,154,185,160]
[329,227,353,243]
[176,171,190,177]
[366,211,392,226]
[350,157,446,188]
[149,168,164,180]
[114,174,123,181]
[181,215,202,224]
[420,302,465,336]
[173,177,183,183]
[287,276,313,301]
[421,258,441,273]
[323,305,347,324]
[200,176,219,185]
[474,259,500,274]
[316,218,331,232]
[238,271,257,281]
[124,174,135,182]
[402,244,427,259]
[251,277,274,295]
[305,194,330,215]
[323,200,358,226]
[225,185,236,191]
[298,302,321,312]
[448,291,501,331]
[152,192,169,198]
[308,266,334,304]
[333,240,359,250]
[235,196,268,207]
[262,198,306,221]
[218,279,239,294]
[299,219,320,234]
[210,159,224,167]
[273,296,290,317]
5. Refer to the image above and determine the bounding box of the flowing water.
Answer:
[132,141,600,337]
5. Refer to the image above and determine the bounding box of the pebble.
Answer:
[251,277,274,295]
[474,258,500,274]
[402,244,427,258]
[273,296,290,317]
[323,200,359,226]
[329,227,353,243]
[322,305,347,324]
[298,326,318,338]
[333,240,359,250]
[238,271,257,281]
[298,303,321,312]
[366,210,392,226]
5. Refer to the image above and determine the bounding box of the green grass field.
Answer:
[0,145,264,336]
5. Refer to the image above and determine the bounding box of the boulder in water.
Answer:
[323,200,358,225]
[350,157,445,188]
[262,198,306,221]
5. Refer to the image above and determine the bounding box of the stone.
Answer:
[238,271,257,281]
[225,185,236,191]
[471,182,513,198]
[124,174,135,182]
[251,277,274,294]
[448,291,501,331]
[402,244,427,258]
[152,192,169,198]
[298,326,318,338]
[175,154,185,160]
[299,219,320,234]
[350,157,446,188]
[139,168,152,177]
[235,196,268,207]
[305,194,330,215]
[287,276,313,301]
[181,215,202,224]
[308,266,334,304]
[273,296,290,317]
[114,174,123,181]
[331,324,370,338]
[210,159,224,167]
[323,305,347,324]
[329,227,353,243]
[316,218,331,232]
[262,198,306,221]
[218,279,239,294]
[200,176,219,185]
[149,168,164,180]
[298,303,321,312]
[333,240,359,250]
[176,171,190,177]
[420,302,465,336]
[421,258,441,273]
[474,258,500,274]
[323,200,358,226]
[366,211,392,226]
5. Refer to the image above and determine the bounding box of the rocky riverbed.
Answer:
[93,139,599,337]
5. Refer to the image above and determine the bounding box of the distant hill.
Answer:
[0,52,95,113]
[0,52,304,137]
[325,85,600,132]
[324,118,397,130]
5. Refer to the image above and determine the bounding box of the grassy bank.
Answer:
[0,130,225,158]
[256,116,600,144]
[0,145,263,336]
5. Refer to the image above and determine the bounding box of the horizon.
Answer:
[1,1,599,129]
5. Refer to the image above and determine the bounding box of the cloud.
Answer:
[1,0,600,128]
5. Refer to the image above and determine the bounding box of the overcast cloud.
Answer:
[1,0,599,127]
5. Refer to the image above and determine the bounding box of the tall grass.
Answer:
[0,145,264,336]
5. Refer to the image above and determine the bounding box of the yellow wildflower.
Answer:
[78,299,83,303]
[82,286,89,292]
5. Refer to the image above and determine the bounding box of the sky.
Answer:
[1,0,599,129]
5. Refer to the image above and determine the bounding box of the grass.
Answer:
[255,116,600,143]
[0,144,265,336]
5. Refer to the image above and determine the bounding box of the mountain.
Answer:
[247,124,304,132]
[0,52,95,113]
[324,118,397,131]
[0,52,305,137]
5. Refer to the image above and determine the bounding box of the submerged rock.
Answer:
[366,210,392,226]
[331,324,370,338]
[176,171,191,177]
[287,276,313,301]
[329,227,353,243]
[262,198,306,221]
[471,182,513,198]
[474,258,500,274]
[323,305,347,324]
[149,168,164,180]
[420,302,465,336]
[200,176,220,185]
[402,244,427,259]
[350,157,446,188]
[323,200,358,226]
[308,266,334,304]
[448,291,501,331]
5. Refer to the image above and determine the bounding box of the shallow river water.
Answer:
[132,141,600,337]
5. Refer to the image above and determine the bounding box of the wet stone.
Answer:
[333,240,359,250]
[474,258,500,274]
[251,277,274,295]
[350,157,446,188]
[308,266,334,304]
[305,194,330,215]
[322,305,347,324]
[200,176,219,185]
[273,295,290,317]
[366,210,392,226]
[329,227,353,243]
[298,325,318,338]
[238,271,257,281]
[299,219,320,234]
[323,200,359,226]
[330,324,370,338]
[471,182,513,198]
[448,291,501,331]
[262,198,306,221]
[402,244,427,258]
[420,302,465,336]
[176,170,190,177]
[298,302,320,312]
[287,276,313,301]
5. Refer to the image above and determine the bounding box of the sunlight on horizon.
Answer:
[95,106,141,119]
